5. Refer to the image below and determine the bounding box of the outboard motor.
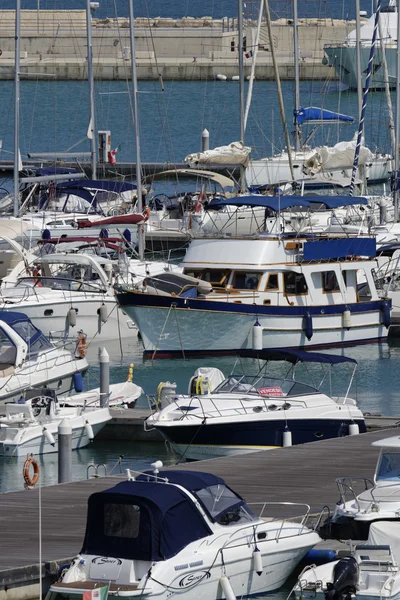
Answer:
[324,556,358,600]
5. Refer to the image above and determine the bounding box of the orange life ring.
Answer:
[77,331,87,358]
[23,457,40,486]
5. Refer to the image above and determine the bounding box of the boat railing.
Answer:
[336,477,375,510]
[248,501,312,529]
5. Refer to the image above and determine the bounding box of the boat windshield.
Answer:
[194,484,257,525]
[376,449,400,482]
[16,277,104,293]
[213,375,318,397]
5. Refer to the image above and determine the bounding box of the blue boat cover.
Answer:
[0,312,45,345]
[208,196,311,210]
[304,238,376,260]
[239,349,357,365]
[303,195,368,209]
[294,107,354,125]
[81,478,214,561]
[58,180,137,193]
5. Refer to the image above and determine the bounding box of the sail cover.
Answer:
[294,107,354,125]
[185,141,251,168]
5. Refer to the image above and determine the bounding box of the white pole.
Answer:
[13,0,21,218]
[39,473,42,600]
[128,0,145,260]
[395,0,400,221]
[86,0,96,179]
[244,0,263,132]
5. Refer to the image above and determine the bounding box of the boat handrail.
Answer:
[248,501,311,527]
[336,476,375,510]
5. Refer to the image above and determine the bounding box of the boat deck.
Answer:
[0,427,398,571]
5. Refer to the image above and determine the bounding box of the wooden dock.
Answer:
[1,427,398,574]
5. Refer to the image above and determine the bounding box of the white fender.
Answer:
[85,420,94,441]
[219,575,236,600]
[43,427,55,447]
[253,548,263,575]
[68,307,77,328]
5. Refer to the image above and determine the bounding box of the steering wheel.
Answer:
[31,395,52,417]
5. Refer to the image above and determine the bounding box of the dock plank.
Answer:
[0,428,397,571]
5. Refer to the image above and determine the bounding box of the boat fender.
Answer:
[85,420,94,441]
[303,311,313,341]
[252,320,263,350]
[23,457,40,487]
[325,556,358,600]
[381,300,391,328]
[43,427,56,447]
[76,332,87,359]
[303,549,337,565]
[42,228,51,240]
[219,575,237,600]
[252,548,263,576]
[127,363,134,382]
[74,372,84,393]
[282,426,292,447]
[231,75,240,81]
[99,303,108,323]
[216,73,227,81]
[123,228,132,242]
[348,422,359,436]
[100,228,109,239]
[68,307,77,328]
[342,309,351,330]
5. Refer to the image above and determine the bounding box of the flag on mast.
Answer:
[108,144,121,165]
[82,585,109,600]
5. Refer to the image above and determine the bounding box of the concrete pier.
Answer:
[0,10,359,80]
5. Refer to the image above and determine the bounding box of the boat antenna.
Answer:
[293,0,301,151]
[394,0,400,220]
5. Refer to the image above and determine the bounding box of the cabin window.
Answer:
[322,271,340,293]
[283,272,308,295]
[376,451,400,481]
[183,269,230,289]
[265,273,279,291]
[231,271,262,290]
[104,503,140,538]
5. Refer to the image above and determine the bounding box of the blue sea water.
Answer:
[0,0,381,21]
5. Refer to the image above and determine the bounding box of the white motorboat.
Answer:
[116,226,391,357]
[319,435,400,541]
[145,349,365,461]
[294,521,400,600]
[0,387,111,456]
[47,464,321,600]
[0,311,87,405]
[63,380,143,409]
[0,253,138,342]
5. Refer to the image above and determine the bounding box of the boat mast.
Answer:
[355,0,363,120]
[85,0,96,179]
[238,0,245,143]
[13,0,21,218]
[349,0,382,197]
[128,0,144,260]
[394,0,400,220]
[293,0,301,151]
[263,0,295,180]
[244,0,263,132]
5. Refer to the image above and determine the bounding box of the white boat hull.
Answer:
[0,419,107,456]
[119,300,388,355]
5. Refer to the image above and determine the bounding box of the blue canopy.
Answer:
[0,312,47,346]
[239,349,357,365]
[58,180,137,193]
[304,238,376,260]
[81,477,214,561]
[294,107,354,125]
[304,195,368,209]
[34,167,79,177]
[208,195,311,210]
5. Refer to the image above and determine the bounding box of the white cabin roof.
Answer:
[372,436,400,449]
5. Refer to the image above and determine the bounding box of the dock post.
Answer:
[58,418,72,483]
[201,129,210,152]
[99,346,110,407]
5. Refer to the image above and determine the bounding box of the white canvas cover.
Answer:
[304,138,375,175]
[185,141,251,168]
[367,521,400,563]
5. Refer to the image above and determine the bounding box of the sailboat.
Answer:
[243,0,393,188]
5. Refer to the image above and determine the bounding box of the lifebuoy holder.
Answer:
[23,456,40,487]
